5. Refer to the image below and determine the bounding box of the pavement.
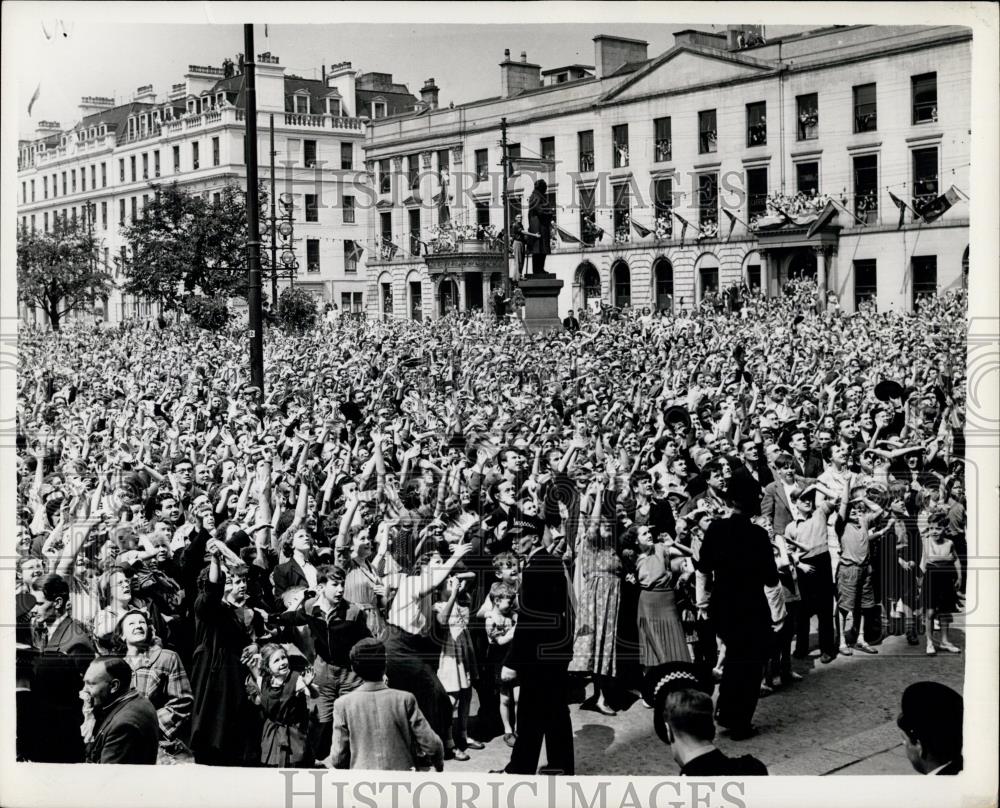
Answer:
[443,623,965,776]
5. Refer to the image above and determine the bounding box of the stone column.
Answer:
[814,246,828,312]
[759,249,770,299]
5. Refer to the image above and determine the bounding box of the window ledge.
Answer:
[649,166,677,178]
[693,160,722,171]
[905,131,943,144]
[742,154,772,165]
[846,140,882,152]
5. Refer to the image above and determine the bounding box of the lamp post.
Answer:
[243,23,265,394]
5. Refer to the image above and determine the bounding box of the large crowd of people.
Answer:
[14,280,968,773]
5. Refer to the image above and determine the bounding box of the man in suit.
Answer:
[727,437,772,514]
[562,309,581,333]
[83,656,159,764]
[760,454,799,538]
[30,573,96,762]
[897,682,963,774]
[786,429,823,479]
[331,638,444,771]
[695,498,779,740]
[496,531,574,775]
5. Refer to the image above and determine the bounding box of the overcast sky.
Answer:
[14,17,808,137]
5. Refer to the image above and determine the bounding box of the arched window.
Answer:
[653,257,674,313]
[694,253,720,302]
[612,261,631,307]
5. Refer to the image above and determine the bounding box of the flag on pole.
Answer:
[722,208,747,242]
[805,200,839,239]
[27,84,41,117]
[915,186,964,223]
[630,219,652,239]
[555,224,583,245]
[887,191,913,230]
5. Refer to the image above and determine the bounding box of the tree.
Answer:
[120,182,249,310]
[17,217,110,331]
[277,287,318,333]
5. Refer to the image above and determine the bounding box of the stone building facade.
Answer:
[364,25,970,322]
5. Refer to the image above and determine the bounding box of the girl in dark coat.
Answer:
[249,644,317,767]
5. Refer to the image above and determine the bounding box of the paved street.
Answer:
[445,626,966,776]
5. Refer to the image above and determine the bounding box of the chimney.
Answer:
[500,49,542,98]
[593,34,648,79]
[35,120,62,140]
[327,61,356,117]
[420,78,440,110]
[134,84,156,104]
[78,95,115,118]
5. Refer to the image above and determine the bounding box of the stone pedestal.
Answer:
[519,273,564,334]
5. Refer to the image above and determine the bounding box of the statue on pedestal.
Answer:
[527,179,554,276]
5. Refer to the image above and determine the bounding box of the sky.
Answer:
[13,18,808,137]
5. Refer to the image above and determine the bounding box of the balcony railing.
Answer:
[284,113,363,130]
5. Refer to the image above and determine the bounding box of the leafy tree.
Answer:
[277,286,318,332]
[120,182,249,310]
[183,295,230,331]
[17,217,110,331]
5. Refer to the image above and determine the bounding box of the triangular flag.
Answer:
[630,219,652,238]
[888,191,910,230]
[805,200,838,239]
[555,224,583,245]
[673,211,691,246]
[722,208,746,243]
[27,84,41,117]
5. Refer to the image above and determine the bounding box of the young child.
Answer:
[835,476,884,655]
[485,581,518,746]
[921,510,962,656]
[433,575,481,760]
[248,643,318,767]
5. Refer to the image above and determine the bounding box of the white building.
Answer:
[16,54,418,324]
[363,25,970,321]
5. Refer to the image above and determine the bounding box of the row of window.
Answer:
[376,142,945,252]
[576,254,941,312]
[440,72,939,181]
[21,139,358,206]
[302,139,354,169]
[303,239,361,274]
[303,194,356,223]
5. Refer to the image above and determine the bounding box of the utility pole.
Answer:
[500,117,510,295]
[269,113,278,305]
[244,24,265,394]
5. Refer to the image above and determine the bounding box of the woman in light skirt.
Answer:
[633,526,691,674]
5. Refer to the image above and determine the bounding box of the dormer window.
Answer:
[327,98,342,116]
[372,99,387,119]
[188,100,196,114]
[294,93,310,114]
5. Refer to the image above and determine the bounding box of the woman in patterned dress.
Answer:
[569,480,621,716]
[342,525,398,641]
